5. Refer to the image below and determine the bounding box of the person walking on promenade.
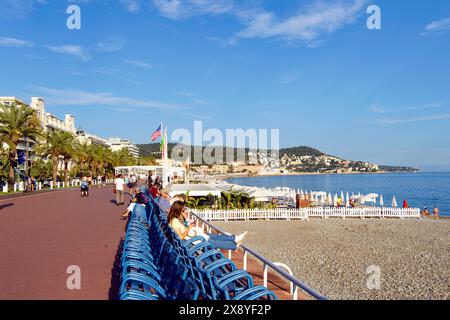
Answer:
[433,206,439,219]
[101,175,106,188]
[114,174,125,206]
[81,176,89,197]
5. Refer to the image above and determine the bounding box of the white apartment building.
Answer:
[30,97,76,134]
[107,137,140,158]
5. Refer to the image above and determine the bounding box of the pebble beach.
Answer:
[215,218,449,300]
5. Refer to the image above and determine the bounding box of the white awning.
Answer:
[169,184,221,197]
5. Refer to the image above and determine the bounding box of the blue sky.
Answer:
[1,0,450,171]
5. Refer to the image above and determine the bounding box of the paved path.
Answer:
[0,186,129,300]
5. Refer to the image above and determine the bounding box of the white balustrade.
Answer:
[193,207,420,221]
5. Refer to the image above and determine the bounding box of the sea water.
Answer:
[228,172,450,216]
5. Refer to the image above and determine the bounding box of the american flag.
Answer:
[151,125,162,141]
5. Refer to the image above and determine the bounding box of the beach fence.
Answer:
[194,207,420,221]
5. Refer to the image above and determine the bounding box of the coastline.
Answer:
[214,171,404,182]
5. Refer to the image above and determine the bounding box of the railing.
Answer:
[0,179,115,193]
[195,207,421,221]
[191,211,328,301]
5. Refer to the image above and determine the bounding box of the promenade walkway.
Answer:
[0,186,128,300]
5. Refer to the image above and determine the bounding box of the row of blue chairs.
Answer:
[118,189,277,300]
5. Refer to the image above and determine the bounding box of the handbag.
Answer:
[113,188,116,194]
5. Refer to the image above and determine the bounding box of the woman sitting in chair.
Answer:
[168,201,247,250]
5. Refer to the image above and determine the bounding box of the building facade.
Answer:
[107,137,140,158]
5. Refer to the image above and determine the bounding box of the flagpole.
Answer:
[162,127,169,187]
[160,122,163,161]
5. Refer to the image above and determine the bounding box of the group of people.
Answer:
[421,206,440,219]
[111,173,138,203]
[118,171,248,251]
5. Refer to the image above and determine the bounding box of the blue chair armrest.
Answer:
[233,286,278,300]
[216,270,254,289]
[194,249,224,265]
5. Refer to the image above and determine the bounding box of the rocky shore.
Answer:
[215,218,449,300]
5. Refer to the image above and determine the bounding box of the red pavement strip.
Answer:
[0,186,130,300]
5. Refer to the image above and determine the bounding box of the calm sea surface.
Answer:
[228,172,450,216]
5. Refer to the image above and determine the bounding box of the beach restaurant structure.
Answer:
[114,165,186,181]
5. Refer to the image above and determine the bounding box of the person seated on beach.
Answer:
[350,199,356,208]
[421,207,430,216]
[168,201,248,250]
[156,186,172,217]
[80,177,89,197]
[121,191,148,219]
[433,206,439,220]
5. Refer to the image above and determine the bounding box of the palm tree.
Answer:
[0,148,9,182]
[221,191,235,210]
[74,142,90,175]
[61,135,77,184]
[29,159,52,181]
[42,130,75,184]
[187,196,207,209]
[0,103,42,184]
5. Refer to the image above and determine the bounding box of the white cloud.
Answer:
[237,0,366,42]
[0,0,49,18]
[368,104,392,114]
[0,0,34,18]
[407,102,442,111]
[380,114,450,125]
[120,0,140,13]
[124,59,153,69]
[27,86,189,111]
[424,18,450,34]
[123,78,146,85]
[369,103,443,114]
[177,91,207,105]
[151,0,367,45]
[95,39,126,52]
[152,0,233,20]
[0,37,34,47]
[177,91,196,97]
[46,45,91,61]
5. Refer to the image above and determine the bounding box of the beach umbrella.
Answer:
[392,196,397,207]
[379,195,384,207]
[403,200,409,208]
[340,191,345,203]
[321,194,325,205]
[333,194,338,207]
[346,192,350,207]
